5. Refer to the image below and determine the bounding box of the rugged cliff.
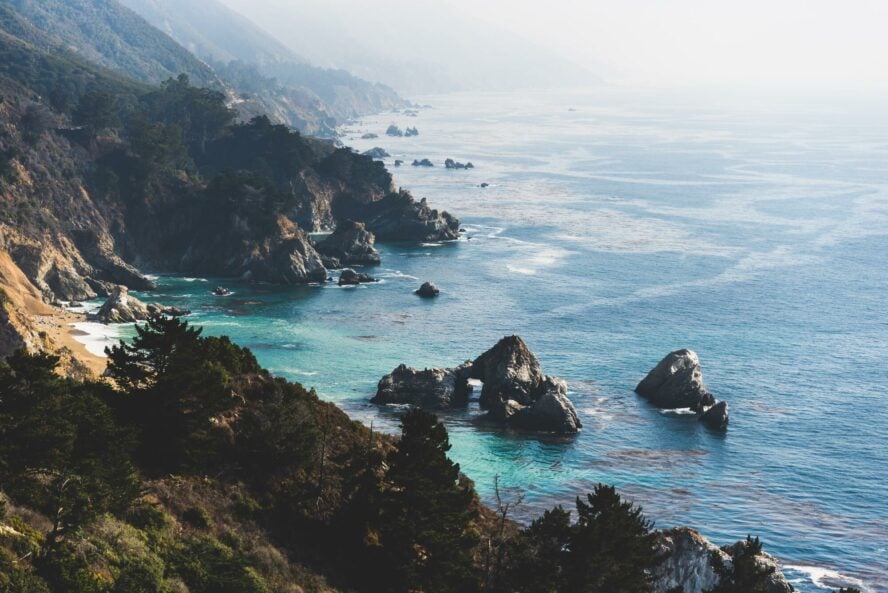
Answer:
[0,38,455,360]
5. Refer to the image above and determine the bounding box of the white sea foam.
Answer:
[783,564,872,592]
[70,322,128,357]
[660,407,697,415]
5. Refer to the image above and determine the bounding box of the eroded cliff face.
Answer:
[0,75,458,367]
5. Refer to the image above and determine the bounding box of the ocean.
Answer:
[91,88,887,591]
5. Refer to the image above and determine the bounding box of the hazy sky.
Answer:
[223,0,888,91]
[454,0,888,87]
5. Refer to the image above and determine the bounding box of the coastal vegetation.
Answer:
[0,316,818,593]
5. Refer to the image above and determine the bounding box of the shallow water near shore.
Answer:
[122,89,886,591]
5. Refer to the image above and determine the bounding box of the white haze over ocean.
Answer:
[221,0,888,92]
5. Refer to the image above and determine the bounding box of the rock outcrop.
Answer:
[372,336,580,433]
[652,528,722,593]
[508,376,582,433]
[412,158,434,167]
[652,528,793,593]
[372,362,472,408]
[386,124,403,137]
[362,147,390,159]
[636,350,731,430]
[344,191,460,242]
[315,220,381,266]
[95,286,149,323]
[699,400,729,429]
[234,217,328,285]
[444,158,474,169]
[338,268,376,286]
[415,281,439,297]
[635,349,715,410]
[96,287,188,324]
[470,337,581,433]
[361,133,379,139]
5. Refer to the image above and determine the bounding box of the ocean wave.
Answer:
[783,564,872,592]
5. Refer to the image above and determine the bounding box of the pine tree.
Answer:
[379,409,479,593]
[705,536,775,593]
[500,506,572,593]
[564,484,661,593]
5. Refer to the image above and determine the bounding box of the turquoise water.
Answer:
[130,89,887,592]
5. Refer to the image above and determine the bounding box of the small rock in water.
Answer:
[412,158,434,167]
[338,268,377,286]
[445,158,474,169]
[362,147,390,159]
[698,401,729,430]
[415,281,440,297]
[213,286,231,296]
[480,182,489,188]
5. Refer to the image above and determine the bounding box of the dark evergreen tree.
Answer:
[500,506,572,593]
[564,484,661,593]
[378,409,479,593]
[0,351,139,548]
[105,315,260,472]
[705,536,775,593]
[73,90,121,132]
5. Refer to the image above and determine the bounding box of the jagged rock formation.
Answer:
[362,147,390,159]
[412,158,434,167]
[404,126,419,137]
[372,362,473,408]
[373,336,581,434]
[652,528,793,593]
[636,349,716,410]
[386,124,403,137]
[415,281,439,297]
[699,400,729,429]
[338,268,376,286]
[636,350,730,430]
[444,158,474,169]
[506,376,582,433]
[342,192,460,242]
[95,285,149,323]
[315,220,381,267]
[470,336,581,432]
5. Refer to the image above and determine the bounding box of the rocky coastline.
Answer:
[373,336,582,434]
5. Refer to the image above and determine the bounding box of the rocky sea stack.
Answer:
[373,336,581,434]
[315,220,381,267]
[338,269,377,286]
[415,281,440,297]
[636,349,729,429]
[95,286,189,323]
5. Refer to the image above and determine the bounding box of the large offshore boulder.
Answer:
[95,285,149,323]
[470,336,581,434]
[635,349,715,410]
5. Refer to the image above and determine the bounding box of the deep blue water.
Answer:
[121,89,887,592]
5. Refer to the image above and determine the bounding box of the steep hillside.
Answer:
[5,0,219,88]
[0,32,456,360]
[121,0,406,130]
